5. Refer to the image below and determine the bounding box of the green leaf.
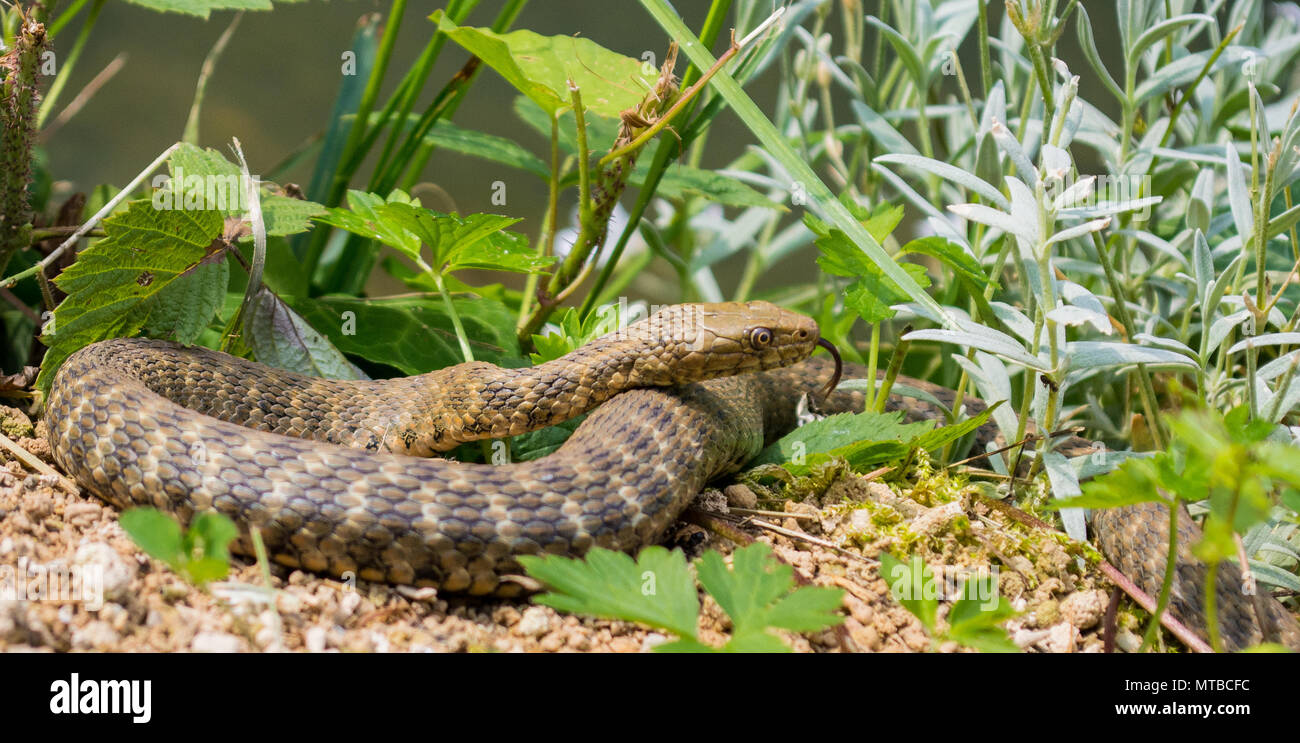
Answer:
[1054,450,1188,510]
[520,546,702,641]
[187,511,239,563]
[180,557,231,586]
[119,508,185,569]
[318,194,548,275]
[639,163,785,210]
[528,307,611,364]
[946,574,1019,653]
[697,543,841,639]
[753,410,934,468]
[806,199,923,323]
[142,259,230,344]
[119,0,283,20]
[38,200,225,393]
[508,416,585,462]
[291,294,522,374]
[422,120,550,178]
[243,288,362,380]
[432,11,656,119]
[752,405,991,475]
[315,190,424,261]
[899,236,994,292]
[164,142,324,235]
[878,552,938,633]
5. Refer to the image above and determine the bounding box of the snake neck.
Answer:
[391,333,691,456]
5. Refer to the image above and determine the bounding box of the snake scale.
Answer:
[44,301,1300,651]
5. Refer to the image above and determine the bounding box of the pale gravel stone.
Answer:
[192,631,244,653]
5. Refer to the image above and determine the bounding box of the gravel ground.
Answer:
[0,403,1128,653]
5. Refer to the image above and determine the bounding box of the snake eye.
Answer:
[748,327,773,348]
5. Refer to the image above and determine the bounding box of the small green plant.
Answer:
[119,507,239,587]
[518,542,844,652]
[1057,404,1300,651]
[878,552,1019,653]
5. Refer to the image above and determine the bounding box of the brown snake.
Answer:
[44,301,1300,651]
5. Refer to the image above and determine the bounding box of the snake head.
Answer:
[680,300,823,378]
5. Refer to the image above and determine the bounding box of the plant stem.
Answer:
[1139,495,1181,651]
[432,272,474,362]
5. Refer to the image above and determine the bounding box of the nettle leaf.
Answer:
[1053,450,1187,511]
[754,411,935,467]
[142,259,229,344]
[529,307,610,365]
[844,264,932,324]
[520,546,701,641]
[806,199,925,323]
[38,200,225,393]
[319,192,550,275]
[163,142,324,236]
[753,406,993,475]
[432,11,655,119]
[292,294,522,374]
[316,190,423,259]
[899,236,994,291]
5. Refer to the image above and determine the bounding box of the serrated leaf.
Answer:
[753,410,935,467]
[1051,450,1184,510]
[38,200,225,393]
[142,259,229,344]
[696,544,843,647]
[899,235,994,291]
[164,142,324,235]
[520,546,701,641]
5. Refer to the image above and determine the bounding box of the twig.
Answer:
[729,507,817,520]
[0,430,80,495]
[41,52,126,141]
[598,10,785,167]
[0,286,40,323]
[745,517,879,566]
[1097,560,1212,653]
[1102,588,1122,654]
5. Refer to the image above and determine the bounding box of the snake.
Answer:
[43,300,1300,651]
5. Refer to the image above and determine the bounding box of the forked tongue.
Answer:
[815,337,842,397]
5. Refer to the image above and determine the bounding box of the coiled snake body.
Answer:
[44,301,1300,650]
